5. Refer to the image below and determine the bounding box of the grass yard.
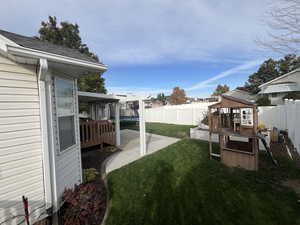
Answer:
[120,120,195,138]
[107,139,300,225]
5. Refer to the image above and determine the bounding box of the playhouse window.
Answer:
[55,77,76,152]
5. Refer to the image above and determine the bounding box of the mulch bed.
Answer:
[79,145,120,224]
[81,145,120,172]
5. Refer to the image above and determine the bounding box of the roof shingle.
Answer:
[0,29,100,64]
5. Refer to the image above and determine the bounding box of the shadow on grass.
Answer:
[107,140,300,225]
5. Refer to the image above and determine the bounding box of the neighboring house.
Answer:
[223,88,256,102]
[0,30,107,225]
[259,68,300,105]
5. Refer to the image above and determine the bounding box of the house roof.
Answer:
[0,29,99,64]
[259,82,300,94]
[259,68,300,88]
[223,89,255,102]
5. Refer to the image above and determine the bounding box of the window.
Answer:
[271,93,278,97]
[55,77,76,151]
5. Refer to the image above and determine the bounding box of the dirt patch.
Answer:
[81,145,120,172]
[282,179,300,197]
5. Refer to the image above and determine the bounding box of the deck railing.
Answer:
[80,120,116,149]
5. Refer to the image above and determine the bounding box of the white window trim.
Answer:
[54,76,77,154]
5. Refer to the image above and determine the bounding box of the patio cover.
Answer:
[78,91,119,103]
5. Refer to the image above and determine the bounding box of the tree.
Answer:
[256,95,271,106]
[212,84,229,96]
[157,93,167,105]
[169,87,187,105]
[38,16,106,93]
[257,0,300,54]
[244,55,300,94]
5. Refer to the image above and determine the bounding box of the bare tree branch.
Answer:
[257,0,300,54]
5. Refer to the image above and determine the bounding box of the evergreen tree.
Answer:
[245,54,300,94]
[157,93,167,105]
[38,16,106,93]
[212,84,230,96]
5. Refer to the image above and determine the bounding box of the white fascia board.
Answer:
[259,69,300,88]
[0,34,19,52]
[7,45,108,72]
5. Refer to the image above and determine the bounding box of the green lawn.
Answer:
[120,120,195,138]
[107,139,300,225]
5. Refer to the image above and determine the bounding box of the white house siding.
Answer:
[0,55,46,225]
[262,71,300,105]
[50,75,82,204]
[269,93,286,105]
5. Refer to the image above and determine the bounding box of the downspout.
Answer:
[38,58,58,216]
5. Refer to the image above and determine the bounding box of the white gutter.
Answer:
[7,45,107,72]
[38,58,54,212]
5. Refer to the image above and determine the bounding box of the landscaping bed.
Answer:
[59,146,120,225]
[106,139,300,225]
[120,120,195,138]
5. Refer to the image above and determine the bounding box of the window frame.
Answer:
[54,76,77,153]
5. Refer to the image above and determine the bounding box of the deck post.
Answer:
[115,102,121,146]
[139,99,146,156]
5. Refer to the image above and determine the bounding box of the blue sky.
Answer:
[0,0,280,97]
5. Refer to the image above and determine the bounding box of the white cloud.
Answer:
[186,59,263,91]
[107,59,262,96]
[0,0,272,65]
[107,86,171,97]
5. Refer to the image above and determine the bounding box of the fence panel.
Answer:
[145,101,300,153]
[145,103,213,125]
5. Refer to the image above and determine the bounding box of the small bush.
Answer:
[62,183,106,225]
[283,92,300,100]
[256,95,271,106]
[201,114,209,125]
[83,168,99,183]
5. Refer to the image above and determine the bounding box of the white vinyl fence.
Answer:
[258,100,300,153]
[145,103,213,126]
[145,100,300,153]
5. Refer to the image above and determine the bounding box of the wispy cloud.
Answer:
[107,59,262,96]
[107,86,171,97]
[0,0,271,65]
[186,59,263,91]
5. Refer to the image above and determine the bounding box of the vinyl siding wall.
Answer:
[49,74,82,202]
[0,55,46,225]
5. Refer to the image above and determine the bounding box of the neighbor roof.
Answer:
[0,29,99,64]
[259,82,300,94]
[259,68,300,88]
[223,89,255,102]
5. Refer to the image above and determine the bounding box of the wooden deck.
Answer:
[80,120,116,149]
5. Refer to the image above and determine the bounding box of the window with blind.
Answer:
[55,77,76,152]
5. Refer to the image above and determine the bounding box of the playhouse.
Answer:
[208,95,259,170]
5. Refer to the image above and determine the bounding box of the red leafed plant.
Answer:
[62,182,106,225]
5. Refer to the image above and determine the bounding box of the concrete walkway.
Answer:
[105,129,179,173]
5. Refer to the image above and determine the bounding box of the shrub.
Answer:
[83,168,99,183]
[62,182,106,225]
[283,92,300,100]
[256,95,271,106]
[201,112,209,125]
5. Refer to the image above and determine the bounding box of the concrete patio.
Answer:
[105,129,179,173]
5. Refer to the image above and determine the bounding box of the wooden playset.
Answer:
[208,95,259,170]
